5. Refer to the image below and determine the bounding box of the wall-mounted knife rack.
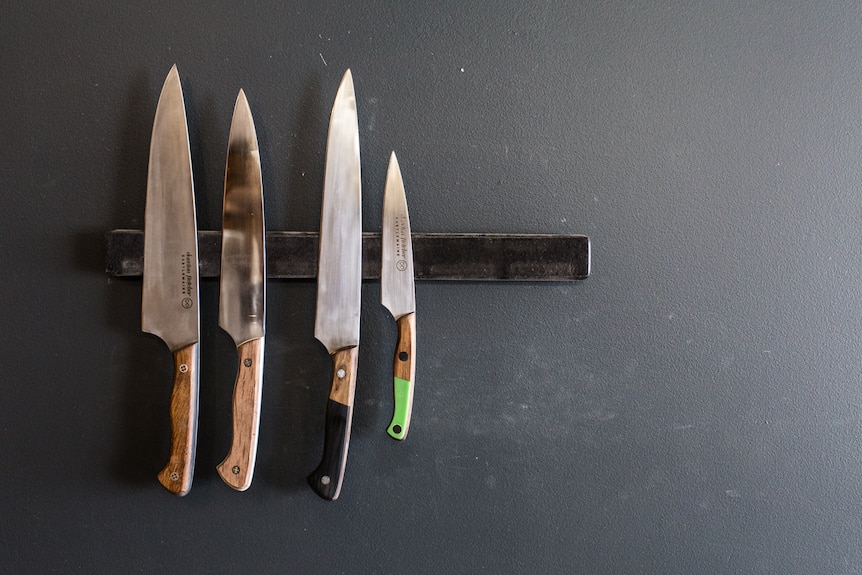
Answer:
[105,229,591,281]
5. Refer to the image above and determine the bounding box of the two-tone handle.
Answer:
[157,342,200,496]
[387,312,416,440]
[217,337,265,491]
[308,346,359,501]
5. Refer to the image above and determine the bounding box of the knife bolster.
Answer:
[327,346,358,406]
[393,313,416,381]
[157,342,199,496]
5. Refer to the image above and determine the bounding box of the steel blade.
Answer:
[219,89,265,346]
[314,69,361,353]
[381,152,415,319]
[142,65,199,351]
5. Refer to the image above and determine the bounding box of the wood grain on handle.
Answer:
[217,337,265,491]
[157,342,199,496]
[387,312,416,440]
[308,346,359,501]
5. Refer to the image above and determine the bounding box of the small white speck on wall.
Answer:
[460,67,464,72]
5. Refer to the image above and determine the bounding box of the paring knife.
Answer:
[381,152,416,440]
[216,90,266,491]
[142,65,200,496]
[307,69,362,501]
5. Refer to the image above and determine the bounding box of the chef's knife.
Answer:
[142,65,200,496]
[307,69,362,501]
[381,152,416,440]
[216,90,266,491]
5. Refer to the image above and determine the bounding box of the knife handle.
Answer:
[387,312,416,440]
[217,337,265,491]
[308,346,359,501]
[157,342,199,496]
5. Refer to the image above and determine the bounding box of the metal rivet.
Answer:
[336,368,346,379]
[170,472,179,481]
[179,364,188,373]
[232,466,240,475]
[321,475,331,485]
[244,358,252,367]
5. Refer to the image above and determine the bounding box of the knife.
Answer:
[381,152,416,440]
[307,69,362,501]
[142,65,200,496]
[216,90,266,491]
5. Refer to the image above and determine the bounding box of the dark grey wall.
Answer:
[2,2,861,573]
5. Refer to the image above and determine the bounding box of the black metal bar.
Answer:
[105,229,591,281]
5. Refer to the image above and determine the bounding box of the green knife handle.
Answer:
[217,337,265,491]
[157,342,199,496]
[308,346,358,501]
[387,312,416,440]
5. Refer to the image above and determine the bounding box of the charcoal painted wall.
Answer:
[2,3,861,573]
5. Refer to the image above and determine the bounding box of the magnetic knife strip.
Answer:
[105,229,591,281]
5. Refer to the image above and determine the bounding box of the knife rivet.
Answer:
[398,351,409,362]
[321,475,331,485]
[232,466,240,475]
[179,364,188,373]
[337,368,346,379]
[170,472,179,481]
[244,358,252,367]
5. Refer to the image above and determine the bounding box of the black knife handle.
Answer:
[308,346,358,501]
[157,342,199,496]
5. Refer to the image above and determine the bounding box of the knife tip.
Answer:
[161,65,184,100]
[339,68,354,92]
[231,89,255,128]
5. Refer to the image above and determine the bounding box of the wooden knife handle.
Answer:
[387,312,416,440]
[217,337,265,491]
[308,346,359,501]
[157,342,199,496]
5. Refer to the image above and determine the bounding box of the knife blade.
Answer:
[142,65,200,496]
[216,90,266,491]
[381,152,416,440]
[307,69,362,501]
